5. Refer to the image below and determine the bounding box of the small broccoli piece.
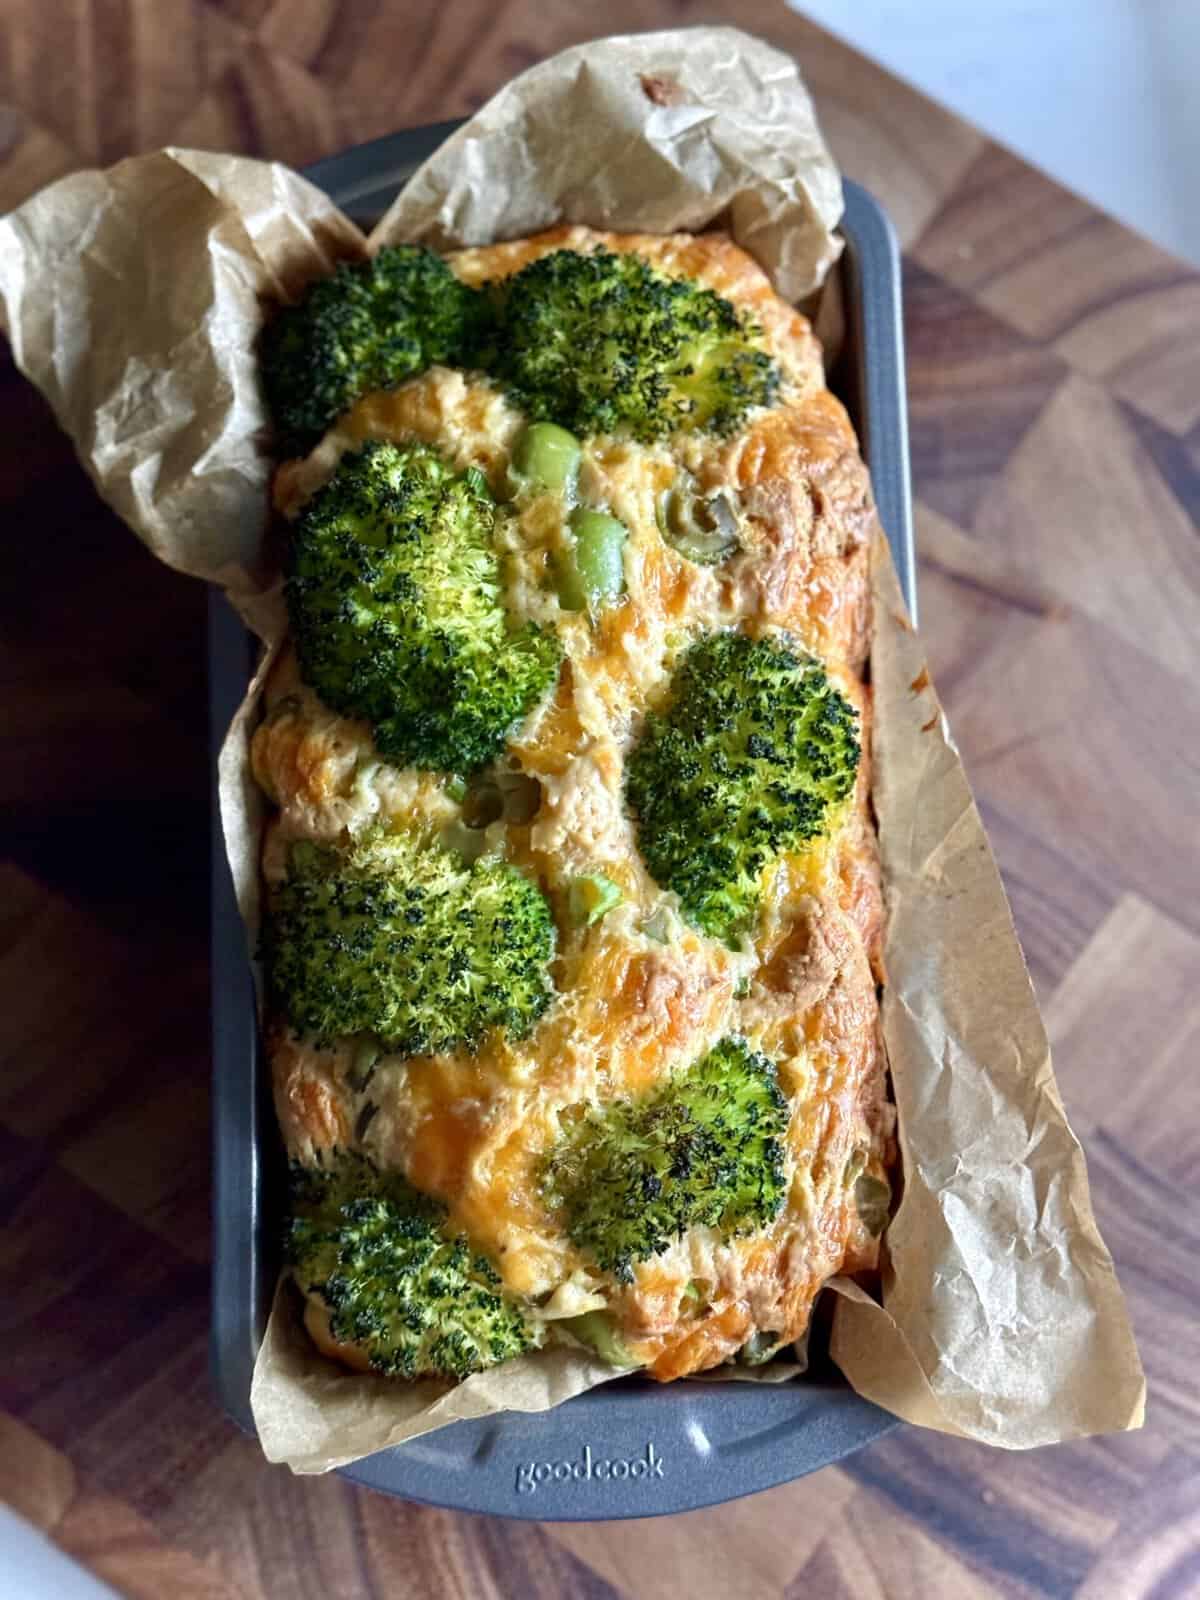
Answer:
[542,1037,789,1284]
[481,247,780,441]
[737,1331,785,1365]
[626,632,860,942]
[259,245,489,456]
[567,872,624,927]
[559,1311,644,1368]
[263,834,556,1056]
[288,1153,541,1379]
[286,439,562,773]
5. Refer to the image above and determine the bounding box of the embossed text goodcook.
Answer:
[514,1442,664,1495]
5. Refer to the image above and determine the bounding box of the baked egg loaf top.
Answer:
[251,225,892,1384]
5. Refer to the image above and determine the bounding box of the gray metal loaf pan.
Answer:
[209,119,914,1521]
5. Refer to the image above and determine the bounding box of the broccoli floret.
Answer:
[286,439,562,773]
[288,1153,541,1379]
[626,632,860,942]
[263,834,556,1056]
[542,1037,789,1284]
[480,247,780,441]
[259,245,489,456]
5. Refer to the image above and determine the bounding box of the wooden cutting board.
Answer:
[1,3,1197,1596]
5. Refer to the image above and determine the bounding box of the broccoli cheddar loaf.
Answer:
[251,226,893,1385]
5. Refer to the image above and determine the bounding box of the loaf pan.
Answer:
[210,119,914,1520]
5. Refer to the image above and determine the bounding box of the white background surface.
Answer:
[793,0,1200,265]
[0,1508,121,1600]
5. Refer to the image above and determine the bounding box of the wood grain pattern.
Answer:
[0,2,1197,1596]
[912,144,1200,437]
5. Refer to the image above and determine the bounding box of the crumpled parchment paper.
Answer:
[370,27,843,300]
[0,25,1143,1473]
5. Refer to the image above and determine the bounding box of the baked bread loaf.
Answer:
[251,225,892,1384]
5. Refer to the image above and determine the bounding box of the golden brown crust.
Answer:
[268,1023,353,1159]
[259,225,889,1381]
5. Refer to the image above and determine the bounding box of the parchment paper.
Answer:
[369,28,843,300]
[0,26,1143,1473]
